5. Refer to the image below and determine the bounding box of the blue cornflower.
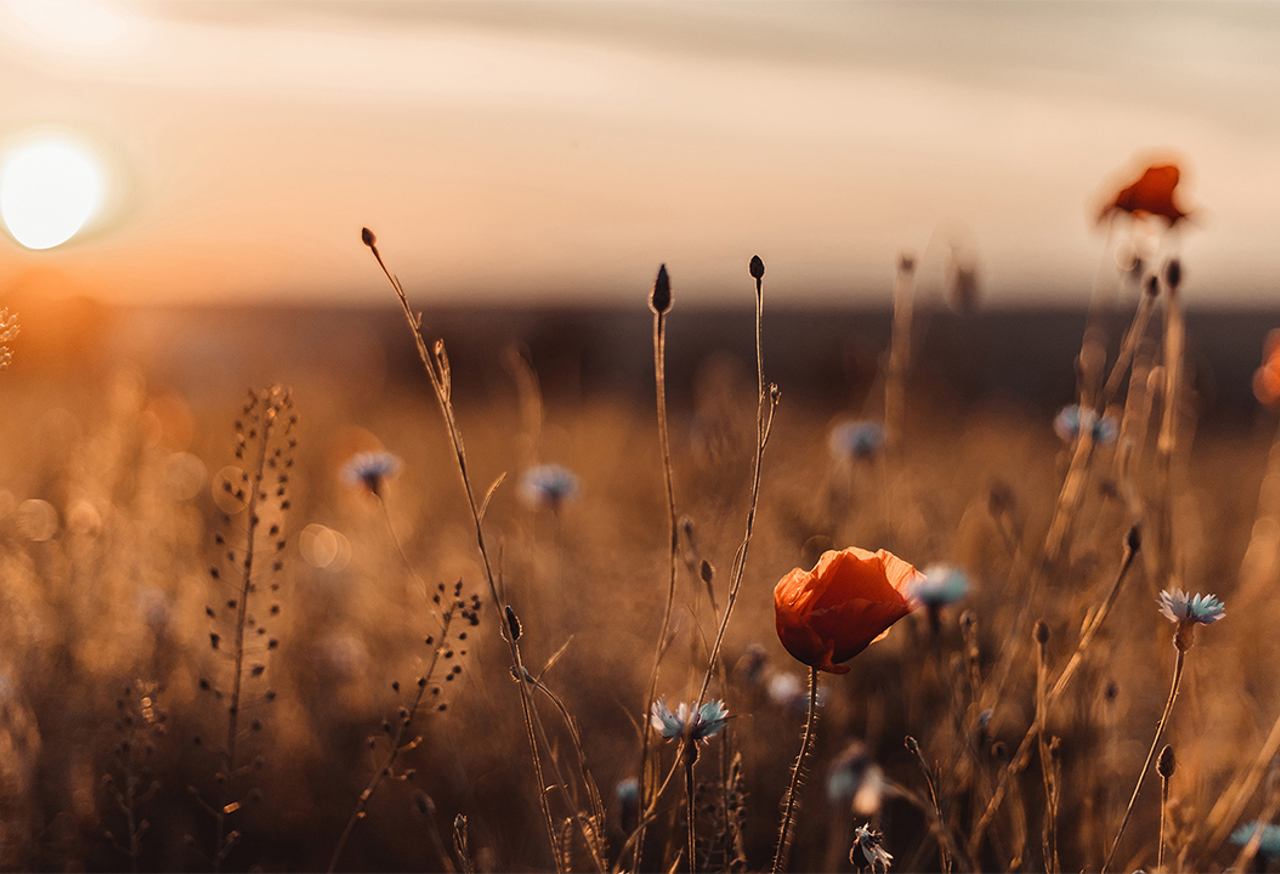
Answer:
[829,420,885,461]
[1158,587,1225,651]
[519,464,580,511]
[615,777,640,807]
[1158,588,1226,625]
[910,564,970,608]
[826,741,885,816]
[1231,821,1280,860]
[342,451,402,498]
[1053,404,1118,446]
[650,697,728,744]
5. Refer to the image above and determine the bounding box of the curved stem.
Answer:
[773,666,819,874]
[636,309,680,870]
[1102,647,1186,873]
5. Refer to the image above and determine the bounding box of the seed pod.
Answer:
[650,264,671,314]
[361,227,376,247]
[505,605,522,642]
[1158,744,1176,778]
[1166,258,1182,291]
[749,255,765,279]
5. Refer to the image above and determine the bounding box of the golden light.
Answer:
[1,134,106,250]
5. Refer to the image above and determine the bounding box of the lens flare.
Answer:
[1,135,106,250]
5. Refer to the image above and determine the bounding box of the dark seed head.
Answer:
[748,255,765,280]
[1158,744,1176,778]
[1034,619,1050,645]
[1126,523,1142,554]
[650,264,671,315]
[1165,258,1182,291]
[361,227,376,247]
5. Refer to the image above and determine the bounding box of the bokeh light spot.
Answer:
[1,135,105,249]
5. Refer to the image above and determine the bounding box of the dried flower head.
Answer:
[342,451,402,498]
[851,824,893,873]
[519,463,579,511]
[650,697,728,744]
[774,547,921,674]
[1053,404,1117,445]
[910,563,969,608]
[829,420,885,461]
[1158,587,1225,651]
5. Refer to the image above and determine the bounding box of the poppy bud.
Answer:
[361,227,376,247]
[650,264,671,314]
[749,255,765,280]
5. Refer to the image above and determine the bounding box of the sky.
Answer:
[0,0,1278,307]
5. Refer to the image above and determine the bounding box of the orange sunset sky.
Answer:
[1,1,1278,307]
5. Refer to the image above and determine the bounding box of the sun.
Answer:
[1,134,106,250]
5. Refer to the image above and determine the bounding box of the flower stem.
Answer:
[1102,647,1185,873]
[684,743,697,874]
[773,666,819,874]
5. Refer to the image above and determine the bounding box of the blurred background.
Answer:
[1,0,1278,414]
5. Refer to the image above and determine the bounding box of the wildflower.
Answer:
[650,697,728,744]
[1158,587,1225,651]
[1230,822,1280,861]
[1253,330,1280,408]
[1099,163,1190,227]
[910,563,969,608]
[518,463,579,511]
[828,420,885,461]
[615,777,640,807]
[342,451,401,498]
[851,824,893,873]
[1053,404,1117,445]
[774,547,921,674]
[827,741,885,816]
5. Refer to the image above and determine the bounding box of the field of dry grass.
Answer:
[0,251,1279,874]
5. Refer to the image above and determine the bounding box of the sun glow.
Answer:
[0,135,106,250]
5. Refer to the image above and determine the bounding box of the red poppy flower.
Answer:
[1254,330,1280,407]
[774,547,921,674]
[1099,163,1189,226]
